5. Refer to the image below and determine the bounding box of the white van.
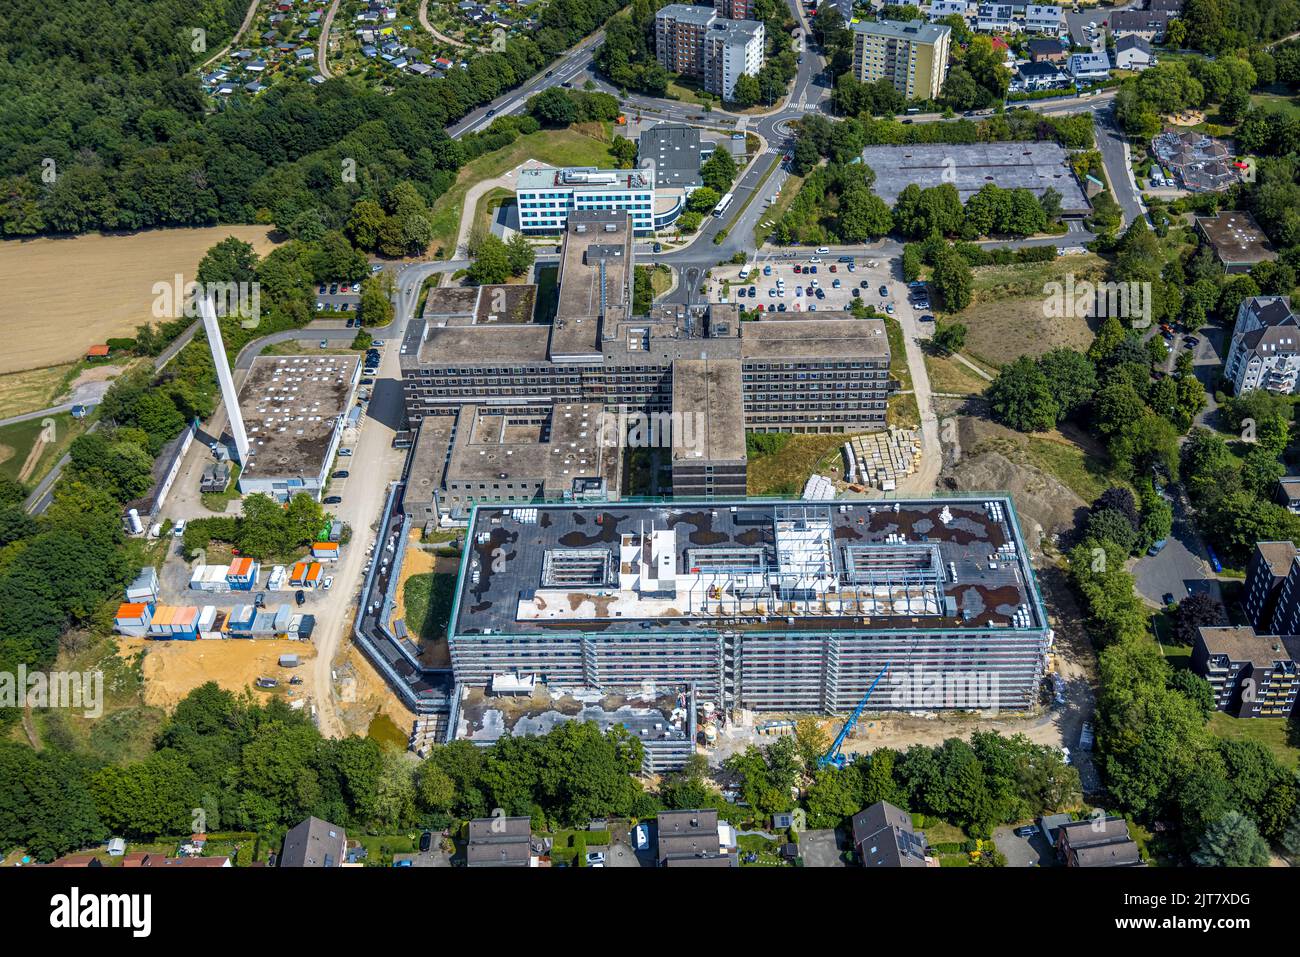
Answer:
[738,264,751,281]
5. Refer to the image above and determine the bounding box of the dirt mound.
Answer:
[940,419,1088,551]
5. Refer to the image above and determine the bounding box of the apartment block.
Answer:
[655,4,765,100]
[1224,296,1299,395]
[444,496,1051,713]
[974,2,1016,32]
[1193,625,1300,719]
[850,19,952,101]
[1243,540,1299,635]
[713,0,752,21]
[515,165,656,235]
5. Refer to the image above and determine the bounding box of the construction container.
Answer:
[279,654,301,668]
[125,567,160,603]
[311,542,339,562]
[114,602,154,638]
[226,556,259,590]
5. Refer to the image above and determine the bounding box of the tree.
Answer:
[929,321,967,355]
[1085,508,1139,555]
[1192,811,1271,867]
[794,717,829,770]
[986,357,1058,432]
[805,768,862,829]
[528,87,579,126]
[1037,349,1097,422]
[701,149,738,193]
[467,234,513,285]
[359,272,395,327]
[1168,670,1216,721]
[931,246,972,311]
[506,233,535,278]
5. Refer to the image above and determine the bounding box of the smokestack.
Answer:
[199,294,249,464]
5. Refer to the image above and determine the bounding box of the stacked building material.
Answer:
[843,429,923,491]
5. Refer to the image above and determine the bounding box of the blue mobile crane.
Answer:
[817,663,890,770]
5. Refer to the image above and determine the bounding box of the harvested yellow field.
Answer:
[0,226,282,375]
[127,637,316,711]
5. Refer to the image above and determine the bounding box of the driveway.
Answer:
[800,828,849,868]
[993,826,1056,867]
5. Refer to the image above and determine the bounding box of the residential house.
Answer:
[1067,50,1111,81]
[1223,296,1297,394]
[850,801,934,867]
[1108,9,1169,42]
[1024,4,1064,35]
[280,816,346,867]
[466,816,535,867]
[1114,34,1154,71]
[1015,60,1070,92]
[975,2,1016,32]
[1056,817,1144,867]
[928,0,971,20]
[1026,37,1068,62]
[657,809,738,866]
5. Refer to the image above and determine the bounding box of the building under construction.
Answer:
[446,496,1052,713]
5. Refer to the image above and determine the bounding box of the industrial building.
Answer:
[654,4,765,101]
[859,142,1091,216]
[443,496,1051,713]
[234,354,362,501]
[850,19,952,101]
[515,165,656,235]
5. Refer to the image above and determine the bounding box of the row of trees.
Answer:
[713,724,1079,841]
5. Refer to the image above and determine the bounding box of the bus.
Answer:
[713,192,735,217]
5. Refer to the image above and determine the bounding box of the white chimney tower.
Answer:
[199,294,249,463]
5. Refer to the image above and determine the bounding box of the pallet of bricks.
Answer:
[843,429,922,491]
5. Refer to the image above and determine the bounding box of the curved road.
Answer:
[201,0,264,70]
[418,0,475,50]
[317,0,341,79]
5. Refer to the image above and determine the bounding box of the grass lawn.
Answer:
[1250,89,1300,120]
[402,572,457,641]
[746,433,851,496]
[426,129,617,258]
[883,316,920,428]
[1024,434,1109,503]
[924,352,989,397]
[737,833,790,866]
[472,186,514,239]
[957,254,1105,369]
[0,410,84,486]
[755,172,804,246]
[649,264,674,298]
[0,362,78,420]
[1207,711,1300,771]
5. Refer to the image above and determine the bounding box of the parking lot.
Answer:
[711,253,928,318]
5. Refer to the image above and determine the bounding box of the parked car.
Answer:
[815,247,829,254]
[323,496,342,504]
[919,314,936,323]
[373,339,386,348]
[333,470,350,479]
[295,589,306,607]
[1015,825,1037,839]
[1205,544,1223,573]
[1078,721,1095,751]
[420,831,433,853]
[1146,538,1167,556]
[632,824,649,850]
[360,377,374,385]
[339,448,353,457]
[878,284,889,297]
[585,852,605,867]
[748,286,756,297]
